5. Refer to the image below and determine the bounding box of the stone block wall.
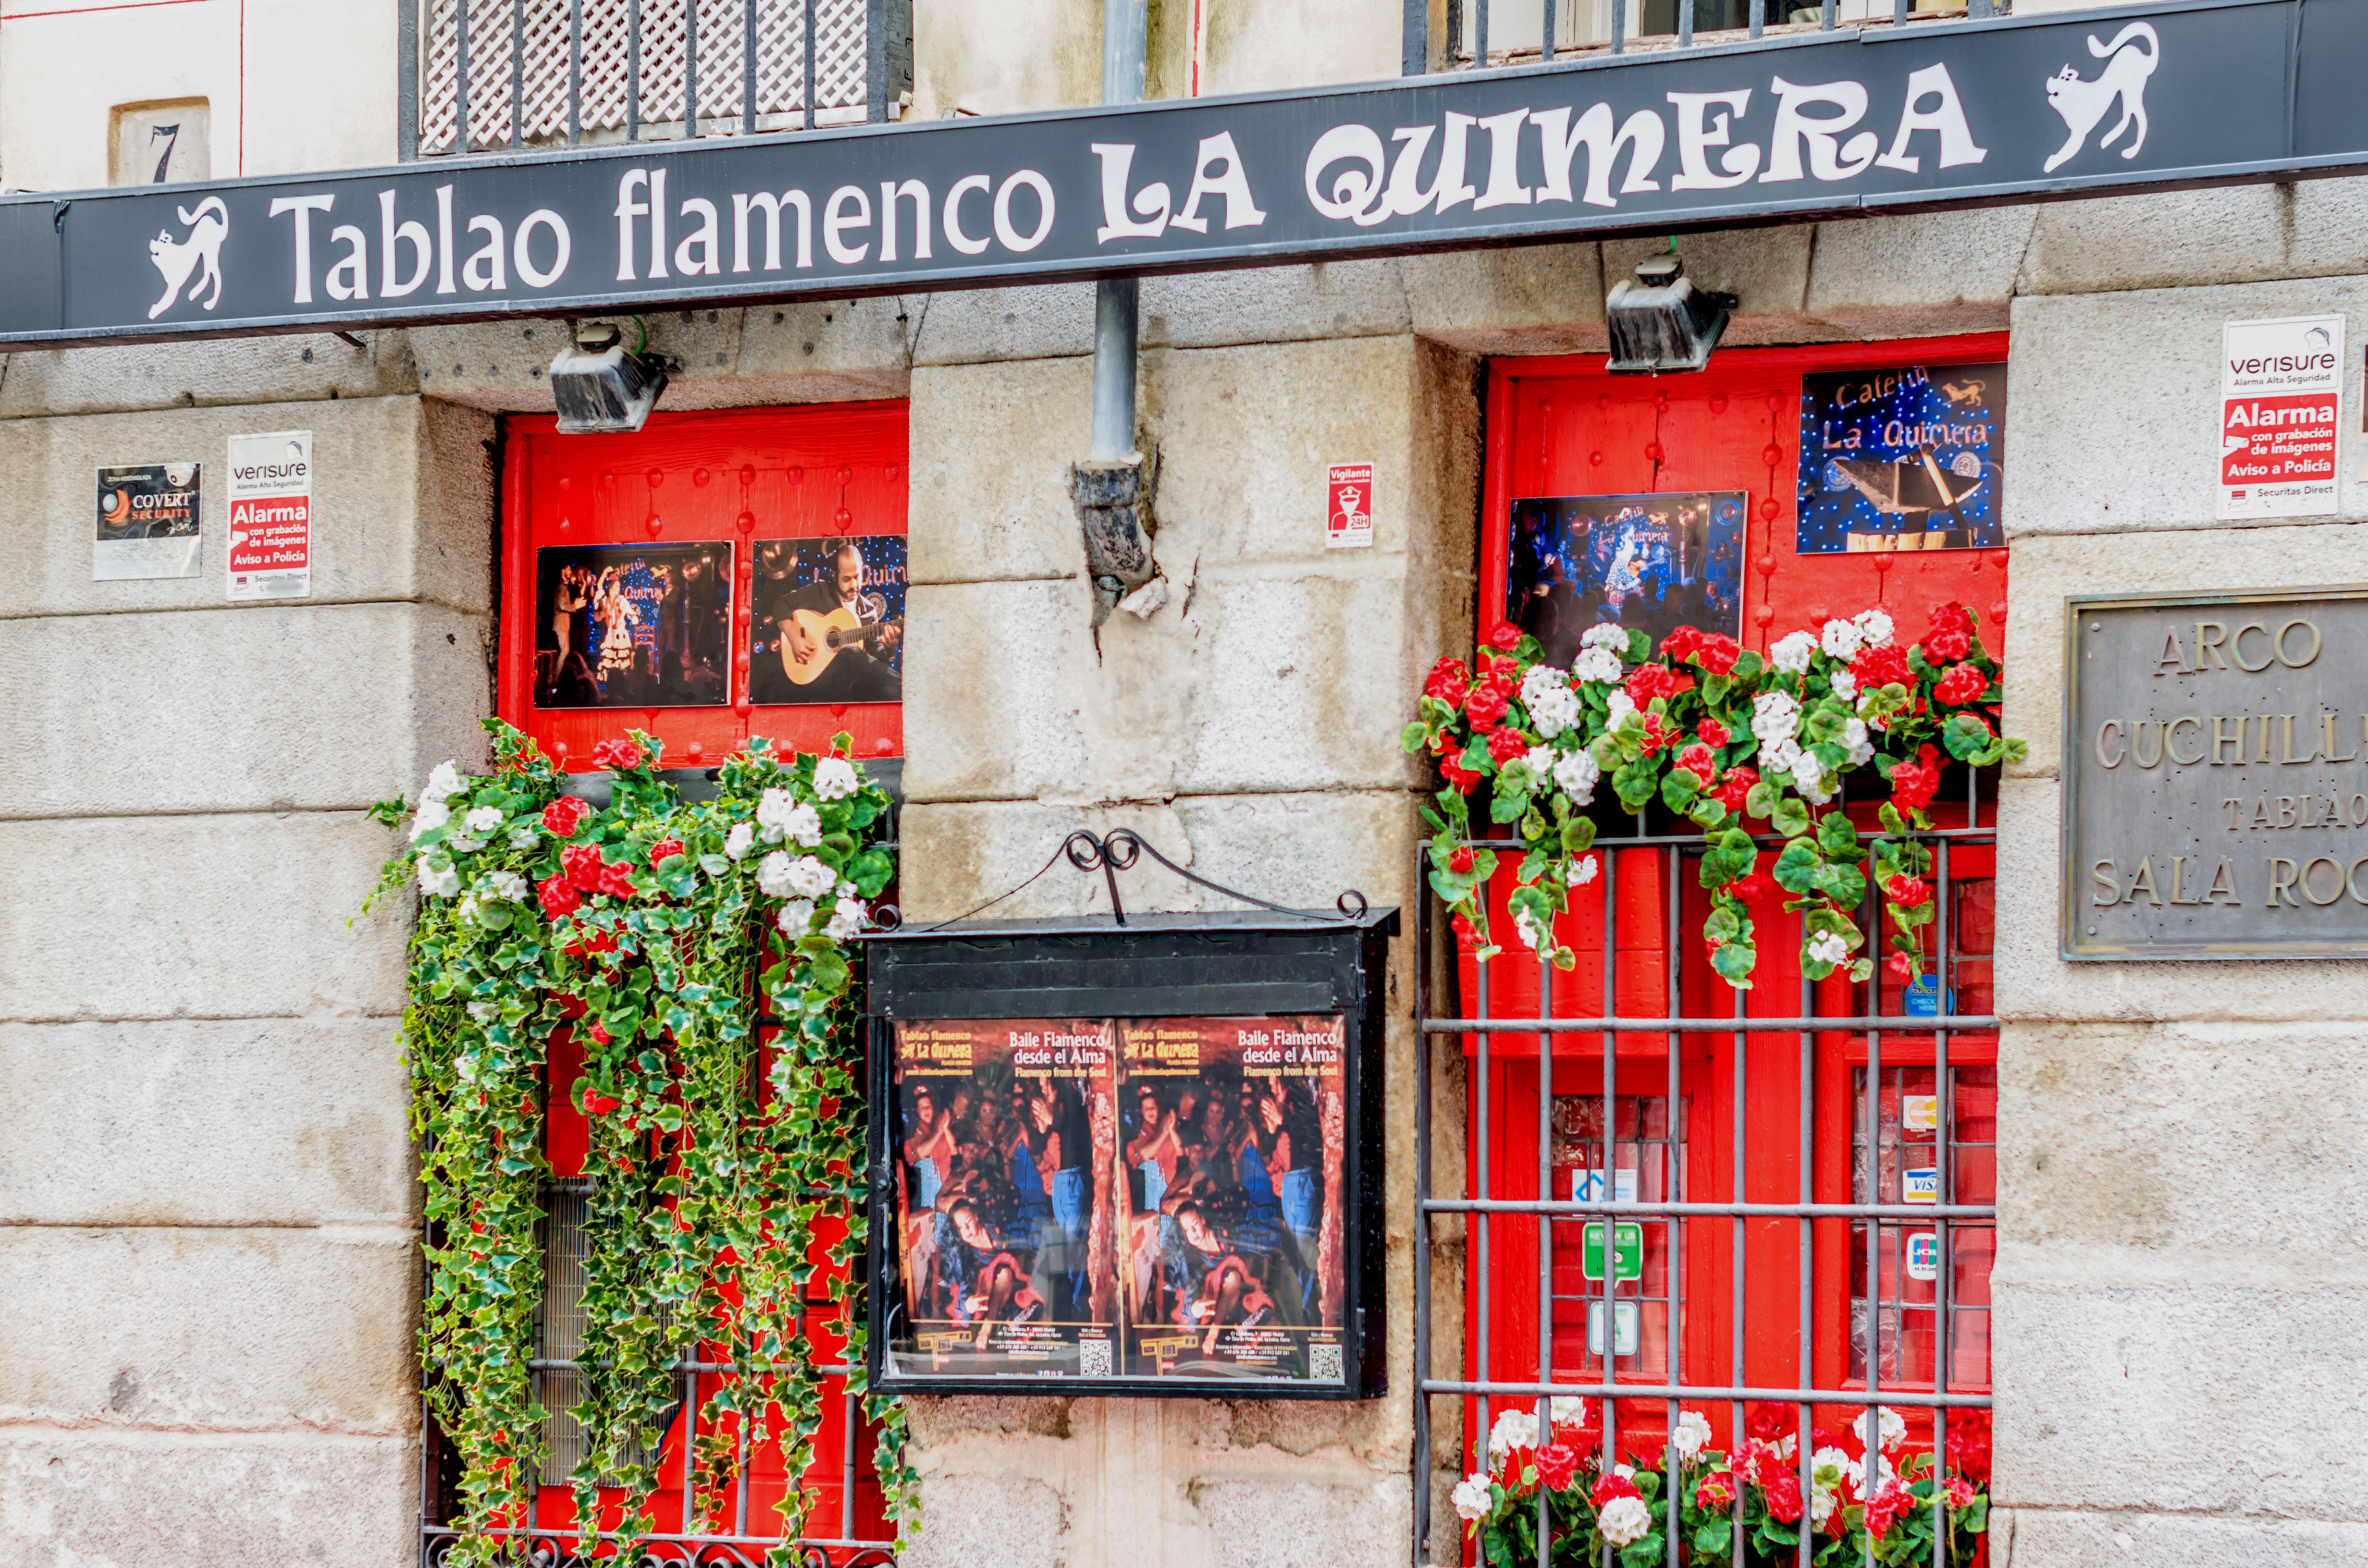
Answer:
[0,368,494,1564]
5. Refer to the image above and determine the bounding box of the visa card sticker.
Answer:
[1902,1167,1939,1205]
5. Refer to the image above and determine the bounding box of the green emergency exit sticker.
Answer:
[1581,1223,1643,1281]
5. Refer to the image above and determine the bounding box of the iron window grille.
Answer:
[399,0,913,160]
[1401,0,2005,74]
[1412,767,1998,1566]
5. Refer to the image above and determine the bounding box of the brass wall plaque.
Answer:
[2064,588,2368,959]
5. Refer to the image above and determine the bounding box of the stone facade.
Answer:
[4,3,2367,1566]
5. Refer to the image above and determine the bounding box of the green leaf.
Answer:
[1745,781,1781,820]
[1660,770,1702,811]
[1561,817,1597,855]
[1400,720,1430,754]
[1770,797,1811,839]
[1773,839,1822,894]
[1817,810,1861,858]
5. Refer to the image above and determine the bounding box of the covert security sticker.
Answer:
[227,429,312,600]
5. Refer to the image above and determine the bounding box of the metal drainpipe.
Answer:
[1090,0,1147,459]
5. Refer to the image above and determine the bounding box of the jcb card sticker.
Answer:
[1902,1167,1939,1205]
[1906,1232,1939,1282]
[227,429,312,600]
[2220,315,2343,520]
[94,461,200,580]
[1902,1094,1939,1134]
[1325,462,1374,549]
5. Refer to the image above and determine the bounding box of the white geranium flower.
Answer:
[1809,1446,1856,1491]
[754,787,823,846]
[416,852,460,898]
[1487,1408,1539,1461]
[1674,1410,1714,1459]
[506,824,538,850]
[423,761,463,803]
[1522,745,1557,780]
[776,897,816,934]
[1550,1395,1593,1427]
[1581,624,1630,651]
[1790,753,1828,798]
[1828,668,1858,700]
[1771,630,1817,674]
[409,799,451,842]
[1820,618,1863,659]
[825,896,867,942]
[1854,608,1895,648]
[812,756,862,800]
[1809,1486,1838,1527]
[1759,735,1802,777]
[1552,748,1600,805]
[1852,1449,1896,1494]
[1751,690,1801,744]
[1452,1473,1494,1522]
[1806,931,1850,967]
[1599,1495,1652,1546]
[1514,908,1549,952]
[724,821,756,861]
[485,871,528,903]
[456,894,481,924]
[1520,665,1580,738]
[757,851,796,897]
[464,805,504,835]
[1569,853,1599,888]
[836,878,858,897]
[760,853,838,900]
[1843,718,1875,767]
[444,831,485,856]
[1605,691,1638,731]
[1854,1405,1907,1453]
[1571,646,1624,685]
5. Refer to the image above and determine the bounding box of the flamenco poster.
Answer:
[1506,492,1746,666]
[882,1013,1350,1386]
[531,542,732,709]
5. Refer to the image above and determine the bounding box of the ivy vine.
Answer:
[367,719,915,1565]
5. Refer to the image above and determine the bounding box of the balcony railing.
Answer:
[398,0,913,160]
[1404,0,2007,74]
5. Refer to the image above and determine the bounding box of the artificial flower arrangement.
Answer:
[368,720,911,1567]
[1401,604,2025,988]
[1452,1398,1991,1567]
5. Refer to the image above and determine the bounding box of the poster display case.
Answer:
[862,908,1394,1399]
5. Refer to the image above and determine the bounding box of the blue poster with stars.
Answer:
[1796,362,2005,553]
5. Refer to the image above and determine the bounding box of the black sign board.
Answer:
[862,907,1395,1398]
[2,1,2365,348]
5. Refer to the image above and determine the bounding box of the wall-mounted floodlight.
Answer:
[1605,254,1738,374]
[550,320,669,433]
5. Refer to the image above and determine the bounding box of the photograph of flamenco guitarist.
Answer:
[749,535,907,705]
[885,1018,1120,1379]
[1117,1016,1347,1382]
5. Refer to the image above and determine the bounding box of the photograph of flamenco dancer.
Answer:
[1116,1016,1347,1382]
[883,1019,1119,1379]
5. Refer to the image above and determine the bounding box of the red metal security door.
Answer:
[1440,340,2009,1564]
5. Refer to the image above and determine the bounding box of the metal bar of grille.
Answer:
[804,0,816,131]
[1402,0,1427,75]
[1609,0,1623,55]
[569,0,582,147]
[1679,0,1693,50]
[1895,0,1908,27]
[1414,778,1996,1568]
[509,0,524,151]
[399,0,421,159]
[1474,0,1487,69]
[628,0,641,142]
[1540,0,1555,61]
[456,0,470,155]
[745,0,759,135]
[1751,0,1764,39]
[1822,0,1837,30]
[685,0,700,140]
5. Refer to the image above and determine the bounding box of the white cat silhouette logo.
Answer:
[2042,22,2160,174]
[146,196,229,320]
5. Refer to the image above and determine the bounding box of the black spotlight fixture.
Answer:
[549,320,670,433]
[1605,253,1738,374]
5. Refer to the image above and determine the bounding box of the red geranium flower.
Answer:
[1591,1473,1640,1507]
[1934,663,1987,706]
[582,1090,621,1115]
[1726,871,1775,905]
[1697,717,1731,748]
[1467,679,1513,729]
[1534,1443,1580,1493]
[542,795,592,838]
[1487,727,1530,765]
[1448,846,1476,875]
[591,737,645,771]
[1487,622,1523,652]
[1890,745,1944,814]
[1636,712,1679,754]
[1626,664,1696,704]
[1885,951,1917,982]
[1764,1471,1804,1523]
[1693,633,1741,676]
[1745,1403,1792,1443]
[587,1023,612,1046]
[1945,1410,1992,1482]
[1864,1480,1916,1537]
[648,837,685,869]
[1885,874,1933,907]
[1661,625,1704,661]
[1674,742,1718,786]
[562,842,608,892]
[1852,643,1911,690]
[537,873,582,918]
[1923,610,1972,663]
[1713,766,1760,813]
[1944,1477,1978,1509]
[1424,657,1471,708]
[1441,758,1484,795]
[1695,1472,1737,1510]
